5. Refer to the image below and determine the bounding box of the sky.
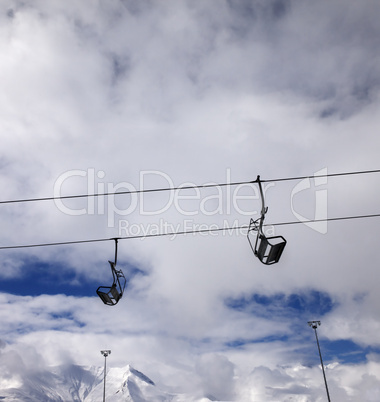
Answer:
[1,0,380,400]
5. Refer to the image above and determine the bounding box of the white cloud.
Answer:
[1,0,380,399]
[195,354,235,400]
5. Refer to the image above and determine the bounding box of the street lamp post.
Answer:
[100,350,111,402]
[308,321,331,402]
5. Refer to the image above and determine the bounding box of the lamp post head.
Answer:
[308,320,321,329]
[101,350,111,357]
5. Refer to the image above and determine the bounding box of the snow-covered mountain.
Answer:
[86,364,172,401]
[0,363,214,401]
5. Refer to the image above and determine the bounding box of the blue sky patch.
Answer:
[0,259,96,297]
[0,257,146,298]
[321,339,380,365]
[225,290,335,318]
[292,335,380,367]
[225,334,289,349]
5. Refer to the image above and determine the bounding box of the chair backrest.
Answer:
[110,285,122,302]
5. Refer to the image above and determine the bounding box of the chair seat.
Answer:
[97,285,123,306]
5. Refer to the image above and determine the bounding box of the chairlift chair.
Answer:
[247,176,287,265]
[248,219,287,265]
[97,239,126,305]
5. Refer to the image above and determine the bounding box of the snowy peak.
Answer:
[109,364,167,402]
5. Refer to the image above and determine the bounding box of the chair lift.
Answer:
[247,176,287,265]
[96,239,126,305]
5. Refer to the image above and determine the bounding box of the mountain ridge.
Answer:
[0,363,215,401]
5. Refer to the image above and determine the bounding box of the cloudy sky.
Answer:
[1,0,380,400]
